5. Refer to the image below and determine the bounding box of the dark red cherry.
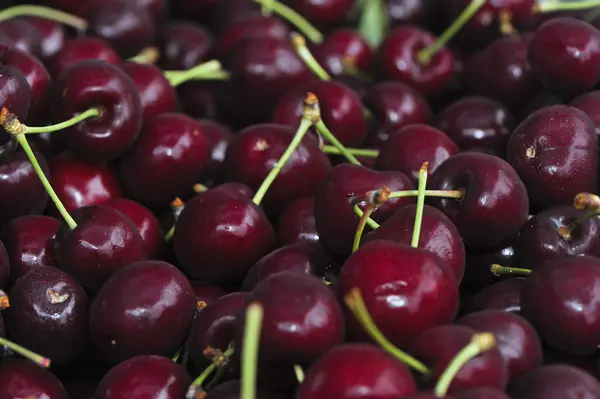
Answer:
[0,59,30,140]
[0,358,67,399]
[276,197,321,249]
[570,90,600,136]
[1,215,60,286]
[54,204,147,292]
[21,17,64,61]
[429,152,529,249]
[49,59,143,163]
[374,124,459,183]
[49,37,120,78]
[363,204,466,282]
[0,19,42,57]
[289,0,352,26]
[157,21,214,70]
[121,62,177,121]
[457,309,542,380]
[223,123,331,215]
[461,243,516,293]
[197,119,234,184]
[241,244,334,291]
[89,260,195,364]
[508,364,600,399]
[521,255,600,355]
[315,163,415,258]
[376,26,456,97]
[528,17,600,96]
[338,240,459,348]
[436,96,516,157]
[464,278,525,314]
[95,355,191,399]
[506,105,598,211]
[206,380,288,399]
[297,343,417,399]
[173,186,275,285]
[133,0,168,25]
[312,29,373,77]
[119,112,211,210]
[4,266,88,364]
[363,81,432,146]
[409,324,508,393]
[0,241,7,289]
[104,198,165,260]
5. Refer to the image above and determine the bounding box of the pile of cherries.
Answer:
[3,0,600,397]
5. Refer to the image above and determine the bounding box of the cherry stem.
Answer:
[353,206,375,253]
[252,93,318,205]
[187,345,235,397]
[490,264,532,277]
[388,189,464,200]
[344,288,430,374]
[322,145,379,158]
[558,209,598,240]
[164,60,230,87]
[252,0,323,43]
[314,119,362,165]
[434,333,496,397]
[535,0,600,12]
[21,108,101,134]
[241,302,264,399]
[291,32,331,81]
[294,364,305,383]
[411,162,428,248]
[165,197,185,242]
[0,5,87,31]
[0,337,51,368]
[353,204,380,229]
[0,289,9,310]
[417,0,485,66]
[127,47,160,64]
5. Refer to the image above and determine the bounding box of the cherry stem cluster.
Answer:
[187,345,235,399]
[241,302,264,399]
[353,204,380,230]
[352,186,390,253]
[252,0,323,43]
[411,162,428,248]
[0,337,51,368]
[291,33,331,81]
[0,5,87,30]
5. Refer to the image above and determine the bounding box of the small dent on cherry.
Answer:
[47,288,70,304]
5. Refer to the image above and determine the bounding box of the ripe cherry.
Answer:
[276,197,321,249]
[0,359,68,399]
[508,364,600,399]
[49,37,120,78]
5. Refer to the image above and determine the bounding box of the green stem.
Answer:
[417,0,486,66]
[344,288,430,374]
[291,33,331,81]
[0,5,87,30]
[294,364,305,383]
[536,0,600,12]
[353,204,380,230]
[0,337,50,368]
[127,47,160,64]
[164,226,175,242]
[189,346,235,389]
[353,206,375,253]
[314,119,361,165]
[411,163,428,248]
[388,189,464,199]
[490,264,532,277]
[252,0,323,43]
[322,145,379,158]
[24,108,101,134]
[165,60,230,87]
[241,303,264,399]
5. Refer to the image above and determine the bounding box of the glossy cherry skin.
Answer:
[119,112,211,210]
[0,358,68,399]
[173,186,275,285]
[570,90,600,136]
[0,19,41,57]
[95,355,191,399]
[0,215,60,286]
[521,255,600,355]
[461,243,516,293]
[528,17,600,96]
[23,17,66,61]
[410,324,508,393]
[197,119,234,183]
[4,266,88,364]
[508,364,600,399]
[276,197,321,249]
[289,0,352,26]
[457,310,542,380]
[436,96,515,157]
[364,204,466,282]
[363,81,432,146]
[376,26,456,97]
[272,80,368,147]
[429,152,529,249]
[54,204,147,292]
[0,60,30,140]
[506,105,598,211]
[464,278,525,314]
[315,164,415,258]
[157,22,214,70]
[90,260,195,364]
[49,60,143,163]
[223,123,331,215]
[121,62,178,121]
[49,37,120,78]
[297,343,417,399]
[374,124,459,183]
[312,29,373,77]
[338,240,459,348]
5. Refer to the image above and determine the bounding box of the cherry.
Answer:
[297,343,417,398]
[0,241,7,289]
[457,309,543,380]
[276,197,321,249]
[312,29,373,77]
[0,60,30,142]
[157,21,214,71]
[289,0,352,26]
[506,105,598,211]
[508,364,600,399]
[363,204,466,282]
[464,278,525,314]
[54,204,147,291]
[429,152,529,249]
[0,215,60,286]
[528,17,600,96]
[89,260,195,364]
[48,59,143,163]
[22,17,65,61]
[385,0,441,27]
[4,266,88,364]
[49,37,120,78]
[456,388,511,399]
[338,240,459,348]
[570,90,600,135]
[0,18,42,57]
[374,124,459,184]
[174,186,274,285]
[461,243,516,293]
[95,355,191,399]
[435,96,515,157]
[0,358,68,399]
[133,0,168,24]
[119,112,211,211]
[197,119,234,184]
[206,380,288,398]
